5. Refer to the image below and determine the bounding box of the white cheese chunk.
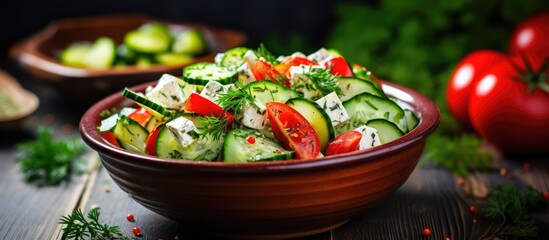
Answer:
[199,80,233,103]
[214,53,225,65]
[243,50,258,67]
[236,62,256,84]
[353,125,381,150]
[315,92,350,127]
[166,116,199,147]
[288,65,324,99]
[238,101,267,130]
[146,74,188,110]
[307,48,334,63]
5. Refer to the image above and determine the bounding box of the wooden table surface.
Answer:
[1,59,548,240]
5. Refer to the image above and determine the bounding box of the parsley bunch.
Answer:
[16,126,87,185]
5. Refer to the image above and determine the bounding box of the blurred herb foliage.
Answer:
[265,0,548,174]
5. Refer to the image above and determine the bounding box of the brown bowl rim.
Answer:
[80,80,439,173]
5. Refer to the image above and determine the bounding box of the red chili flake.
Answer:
[469,206,476,213]
[445,237,451,240]
[247,136,256,144]
[506,173,513,180]
[422,228,431,237]
[543,192,549,200]
[523,162,531,171]
[457,178,465,187]
[126,213,135,222]
[132,226,142,236]
[472,218,478,224]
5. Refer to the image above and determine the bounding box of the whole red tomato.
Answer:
[508,12,549,59]
[468,54,549,154]
[446,50,506,129]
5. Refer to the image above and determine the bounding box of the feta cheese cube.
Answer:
[316,92,350,127]
[146,74,189,110]
[238,101,267,130]
[353,125,381,150]
[307,48,334,63]
[166,116,200,147]
[243,50,258,67]
[199,81,232,103]
[214,53,225,65]
[289,65,324,100]
[236,63,256,85]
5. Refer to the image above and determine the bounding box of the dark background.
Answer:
[1,0,336,55]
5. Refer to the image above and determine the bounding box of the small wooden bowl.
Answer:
[80,79,440,239]
[9,14,246,106]
[0,70,39,130]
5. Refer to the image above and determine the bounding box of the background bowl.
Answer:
[80,80,439,239]
[9,14,246,106]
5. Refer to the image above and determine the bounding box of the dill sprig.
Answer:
[59,208,134,240]
[255,43,279,65]
[420,133,492,176]
[16,126,87,185]
[304,67,343,96]
[482,185,544,238]
[197,116,229,141]
[216,82,257,113]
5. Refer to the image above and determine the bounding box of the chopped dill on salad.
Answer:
[97,44,419,162]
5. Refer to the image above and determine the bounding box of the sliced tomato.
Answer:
[325,131,362,156]
[145,125,163,156]
[324,56,354,77]
[100,131,120,147]
[275,56,317,76]
[266,102,320,159]
[252,59,290,87]
[184,93,234,128]
[128,107,153,127]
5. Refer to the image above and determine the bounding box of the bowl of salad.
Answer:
[9,14,246,106]
[80,45,439,239]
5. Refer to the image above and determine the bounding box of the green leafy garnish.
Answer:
[304,67,343,96]
[197,116,229,141]
[59,208,134,240]
[255,43,279,65]
[420,133,492,176]
[482,185,545,238]
[16,126,87,185]
[216,82,258,112]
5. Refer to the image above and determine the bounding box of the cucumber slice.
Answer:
[84,37,116,69]
[125,23,172,54]
[183,62,237,85]
[242,81,300,106]
[60,42,91,68]
[352,66,383,92]
[172,28,207,55]
[285,98,334,152]
[404,109,419,131]
[154,53,193,66]
[121,88,175,118]
[222,128,295,163]
[366,118,404,144]
[339,92,408,134]
[113,115,149,153]
[156,114,223,161]
[220,47,250,68]
[338,77,385,102]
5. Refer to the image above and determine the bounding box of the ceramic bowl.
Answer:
[80,80,439,239]
[0,70,39,130]
[9,14,246,106]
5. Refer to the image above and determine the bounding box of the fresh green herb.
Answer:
[197,116,229,140]
[59,208,134,240]
[255,43,279,65]
[304,67,342,96]
[420,133,492,176]
[482,185,544,238]
[16,126,87,185]
[216,82,258,112]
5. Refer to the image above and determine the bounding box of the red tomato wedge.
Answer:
[145,125,163,156]
[275,56,317,76]
[252,59,290,87]
[324,56,354,77]
[266,102,320,159]
[184,93,234,128]
[128,107,153,127]
[325,131,362,156]
[101,131,120,147]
